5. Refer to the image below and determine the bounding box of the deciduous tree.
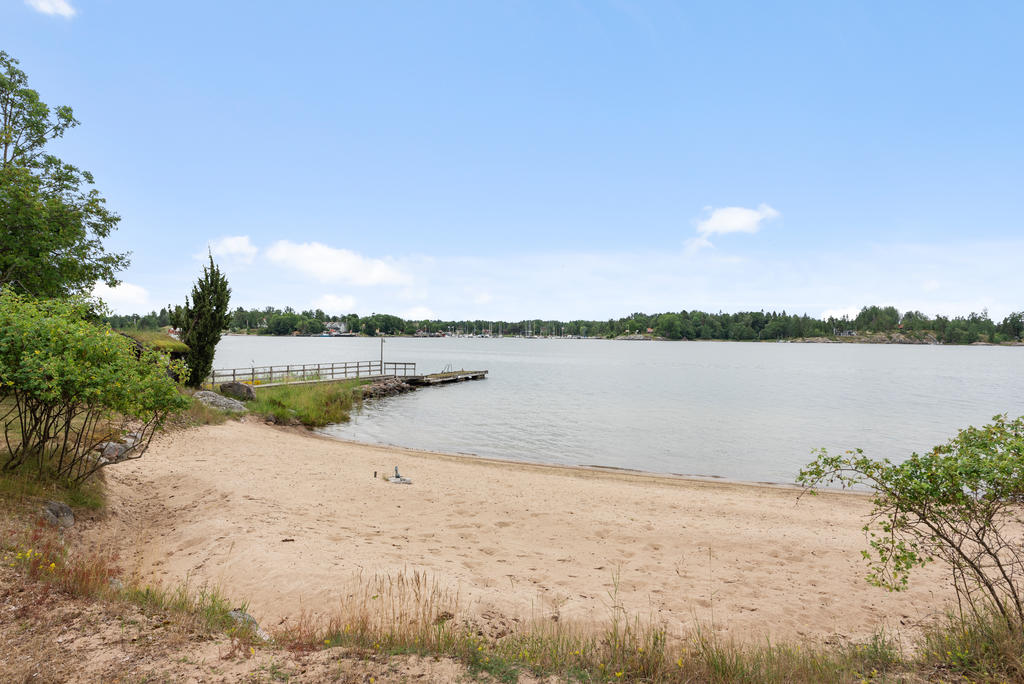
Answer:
[0,51,128,297]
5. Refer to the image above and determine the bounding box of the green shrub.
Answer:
[0,289,189,483]
[798,414,1024,625]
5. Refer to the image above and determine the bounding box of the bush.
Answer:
[0,289,189,483]
[798,414,1024,625]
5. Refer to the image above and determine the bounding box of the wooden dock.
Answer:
[407,370,488,386]
[204,361,487,390]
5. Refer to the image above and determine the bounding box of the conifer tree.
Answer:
[172,254,231,387]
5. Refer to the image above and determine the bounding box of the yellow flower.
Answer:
[48,562,56,572]
[616,672,623,678]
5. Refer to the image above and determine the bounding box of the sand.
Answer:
[87,420,950,644]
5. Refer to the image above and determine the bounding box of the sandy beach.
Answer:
[85,420,950,644]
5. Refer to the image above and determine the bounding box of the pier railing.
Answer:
[204,360,416,389]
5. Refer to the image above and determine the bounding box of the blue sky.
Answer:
[5,1,1023,320]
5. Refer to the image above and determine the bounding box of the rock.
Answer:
[42,500,74,528]
[361,378,415,399]
[228,609,270,641]
[219,381,256,401]
[194,390,247,413]
[101,441,130,460]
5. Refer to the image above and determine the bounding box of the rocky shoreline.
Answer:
[359,376,415,399]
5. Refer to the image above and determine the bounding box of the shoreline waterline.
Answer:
[312,427,837,492]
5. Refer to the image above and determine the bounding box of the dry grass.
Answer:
[267,569,923,683]
[4,499,1024,682]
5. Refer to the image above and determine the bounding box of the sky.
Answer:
[4,0,1023,321]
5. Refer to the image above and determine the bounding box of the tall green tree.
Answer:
[0,51,128,297]
[171,255,231,387]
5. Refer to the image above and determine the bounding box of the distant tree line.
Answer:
[106,304,1024,345]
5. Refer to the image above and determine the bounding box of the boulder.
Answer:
[220,381,256,401]
[42,500,74,528]
[361,378,415,399]
[194,390,247,413]
[101,441,130,461]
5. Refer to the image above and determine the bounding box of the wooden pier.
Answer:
[407,370,488,386]
[204,361,487,390]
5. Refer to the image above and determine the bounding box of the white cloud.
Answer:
[687,203,780,252]
[265,241,411,286]
[92,281,149,312]
[201,235,259,264]
[312,294,356,313]
[401,306,436,320]
[398,286,429,301]
[26,0,75,17]
[922,279,941,292]
[178,237,1021,323]
[684,235,713,255]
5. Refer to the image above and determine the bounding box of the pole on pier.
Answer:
[380,337,385,374]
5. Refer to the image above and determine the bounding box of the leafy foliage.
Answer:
[0,51,128,297]
[798,415,1024,624]
[0,289,189,483]
[171,255,231,388]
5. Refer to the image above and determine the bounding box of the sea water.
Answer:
[213,336,1024,483]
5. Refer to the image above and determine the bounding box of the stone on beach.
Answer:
[220,381,256,401]
[194,390,248,412]
[42,500,75,528]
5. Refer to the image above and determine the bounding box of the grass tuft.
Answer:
[246,380,364,427]
[0,462,106,511]
[267,569,920,683]
[917,609,1024,681]
[117,329,190,354]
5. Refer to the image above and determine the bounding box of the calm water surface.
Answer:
[214,337,1024,484]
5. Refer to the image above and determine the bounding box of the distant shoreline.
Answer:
[221,331,1023,346]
